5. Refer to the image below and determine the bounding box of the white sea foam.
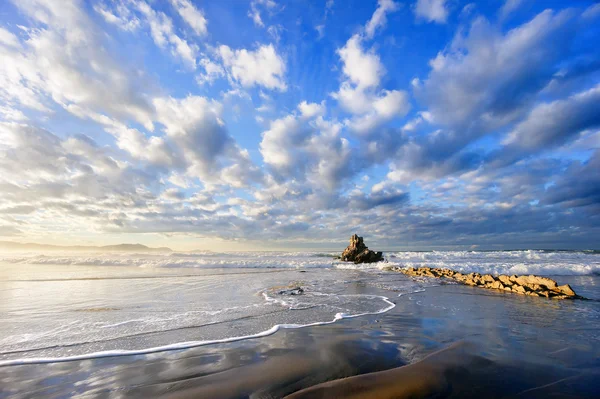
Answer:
[384,250,600,276]
[2,249,598,275]
[0,295,395,367]
[0,252,338,269]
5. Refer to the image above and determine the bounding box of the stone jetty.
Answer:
[386,266,583,299]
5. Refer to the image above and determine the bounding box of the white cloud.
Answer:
[416,10,578,131]
[0,122,142,204]
[348,90,411,134]
[248,8,264,27]
[219,44,286,91]
[414,0,449,24]
[267,24,284,42]
[260,115,304,170]
[170,0,208,36]
[168,172,191,188]
[259,113,351,190]
[248,0,277,28]
[298,101,325,119]
[196,58,225,85]
[134,0,198,68]
[153,95,261,186]
[0,105,27,121]
[332,83,372,115]
[337,34,383,90]
[315,24,325,39]
[365,0,400,39]
[112,125,178,167]
[94,1,141,31]
[503,84,600,149]
[0,27,21,48]
[499,0,523,20]
[3,0,154,128]
[256,103,274,113]
[582,3,600,20]
[332,34,409,133]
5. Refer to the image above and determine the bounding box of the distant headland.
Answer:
[0,241,173,252]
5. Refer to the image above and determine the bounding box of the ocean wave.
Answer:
[0,249,598,275]
[0,254,337,269]
[384,250,600,276]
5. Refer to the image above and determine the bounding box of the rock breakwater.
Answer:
[386,266,583,299]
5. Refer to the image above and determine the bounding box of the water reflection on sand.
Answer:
[1,278,598,398]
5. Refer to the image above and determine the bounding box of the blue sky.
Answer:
[0,0,599,250]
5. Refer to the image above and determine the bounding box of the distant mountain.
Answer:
[0,241,172,252]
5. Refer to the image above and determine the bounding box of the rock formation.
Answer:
[341,234,383,263]
[384,266,583,300]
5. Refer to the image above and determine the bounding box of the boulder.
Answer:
[556,284,576,297]
[340,234,383,264]
[498,275,513,286]
[514,275,558,290]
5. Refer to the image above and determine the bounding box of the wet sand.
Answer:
[1,276,598,398]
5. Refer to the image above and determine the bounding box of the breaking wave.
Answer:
[0,249,598,275]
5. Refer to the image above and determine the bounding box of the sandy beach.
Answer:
[1,251,598,398]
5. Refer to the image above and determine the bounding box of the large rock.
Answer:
[341,234,383,264]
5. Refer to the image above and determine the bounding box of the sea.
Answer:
[0,250,599,398]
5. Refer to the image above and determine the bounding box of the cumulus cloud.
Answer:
[348,90,411,134]
[337,34,383,90]
[196,58,225,85]
[153,95,261,186]
[414,0,449,24]
[298,101,325,119]
[332,34,410,134]
[218,44,286,91]
[111,126,179,168]
[259,112,358,191]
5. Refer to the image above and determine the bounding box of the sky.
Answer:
[0,0,599,251]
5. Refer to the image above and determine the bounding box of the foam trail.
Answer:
[0,296,395,367]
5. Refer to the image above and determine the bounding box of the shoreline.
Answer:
[1,273,598,398]
[0,293,396,367]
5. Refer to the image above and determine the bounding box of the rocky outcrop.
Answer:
[341,234,383,264]
[385,266,583,300]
